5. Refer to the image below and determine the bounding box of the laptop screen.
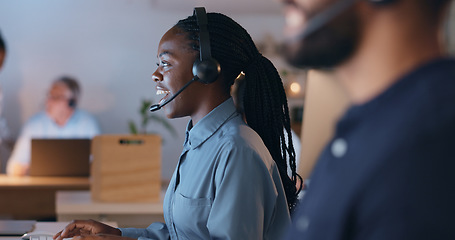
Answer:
[29,139,91,177]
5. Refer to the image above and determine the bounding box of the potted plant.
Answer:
[128,99,177,138]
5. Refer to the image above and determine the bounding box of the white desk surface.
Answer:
[0,222,117,240]
[56,190,164,214]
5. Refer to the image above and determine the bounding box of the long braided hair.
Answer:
[175,12,302,213]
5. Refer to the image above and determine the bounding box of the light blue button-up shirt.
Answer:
[120,98,291,240]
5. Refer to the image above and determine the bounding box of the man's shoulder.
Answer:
[73,109,98,122]
[71,110,100,133]
[74,109,95,117]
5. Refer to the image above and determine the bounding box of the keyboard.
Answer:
[21,231,54,240]
[28,235,53,240]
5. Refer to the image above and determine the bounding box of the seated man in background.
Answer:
[6,76,100,176]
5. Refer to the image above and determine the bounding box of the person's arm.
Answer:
[206,142,290,239]
[88,114,101,136]
[78,111,101,137]
[119,223,169,240]
[6,124,32,176]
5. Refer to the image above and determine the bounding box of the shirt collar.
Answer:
[184,98,238,150]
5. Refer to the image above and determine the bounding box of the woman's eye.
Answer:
[156,61,170,68]
[160,61,170,67]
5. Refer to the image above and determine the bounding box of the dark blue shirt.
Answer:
[286,58,455,240]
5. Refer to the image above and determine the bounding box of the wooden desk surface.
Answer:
[0,175,89,188]
[0,175,90,220]
[56,190,164,228]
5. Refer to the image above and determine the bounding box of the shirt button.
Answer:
[296,215,310,232]
[331,138,347,158]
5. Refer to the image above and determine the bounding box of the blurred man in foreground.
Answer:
[281,0,455,239]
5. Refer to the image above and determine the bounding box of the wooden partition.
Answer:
[91,134,161,203]
[299,70,350,180]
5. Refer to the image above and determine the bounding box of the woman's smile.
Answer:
[156,87,171,105]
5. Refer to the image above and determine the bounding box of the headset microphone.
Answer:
[290,0,395,42]
[149,76,199,112]
[291,0,357,42]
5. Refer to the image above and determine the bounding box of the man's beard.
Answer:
[283,9,361,69]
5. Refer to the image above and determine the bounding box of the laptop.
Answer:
[0,220,36,236]
[29,139,91,177]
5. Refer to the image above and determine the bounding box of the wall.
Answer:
[0,1,454,179]
[0,0,287,179]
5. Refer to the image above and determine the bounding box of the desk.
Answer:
[56,191,164,228]
[0,221,117,240]
[0,175,89,220]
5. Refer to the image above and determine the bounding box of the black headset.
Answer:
[150,7,221,112]
[68,98,76,108]
[192,7,221,84]
[58,77,78,108]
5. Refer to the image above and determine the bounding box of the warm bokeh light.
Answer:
[290,82,301,94]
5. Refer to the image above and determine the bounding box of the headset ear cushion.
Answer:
[68,99,76,108]
[192,58,221,84]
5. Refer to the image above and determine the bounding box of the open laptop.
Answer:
[29,139,91,177]
[0,220,36,236]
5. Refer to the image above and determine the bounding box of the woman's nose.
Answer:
[152,69,162,82]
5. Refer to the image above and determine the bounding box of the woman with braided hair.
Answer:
[55,9,301,240]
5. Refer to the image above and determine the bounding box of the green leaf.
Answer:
[128,121,138,134]
[142,116,149,129]
[129,99,177,139]
[140,99,153,116]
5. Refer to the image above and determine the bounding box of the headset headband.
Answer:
[193,7,213,62]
